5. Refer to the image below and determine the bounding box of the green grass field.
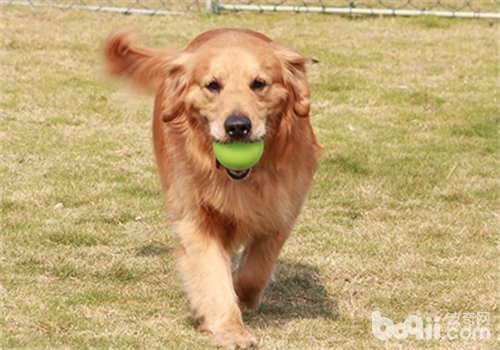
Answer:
[1,5,499,349]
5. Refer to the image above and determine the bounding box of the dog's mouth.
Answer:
[226,168,251,180]
[215,159,251,181]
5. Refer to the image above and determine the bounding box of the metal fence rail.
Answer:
[0,1,203,14]
[217,0,500,18]
[1,0,499,18]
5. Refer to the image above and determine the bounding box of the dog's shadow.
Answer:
[244,260,338,327]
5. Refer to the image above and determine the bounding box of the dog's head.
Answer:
[159,30,311,180]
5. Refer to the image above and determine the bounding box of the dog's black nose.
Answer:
[224,116,252,140]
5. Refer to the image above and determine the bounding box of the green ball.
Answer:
[213,140,264,171]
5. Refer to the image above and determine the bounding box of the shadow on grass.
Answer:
[136,243,172,257]
[245,261,338,327]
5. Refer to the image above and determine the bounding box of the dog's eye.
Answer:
[206,81,221,93]
[251,79,266,91]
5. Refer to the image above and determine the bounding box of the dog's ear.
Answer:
[272,42,310,119]
[158,52,191,122]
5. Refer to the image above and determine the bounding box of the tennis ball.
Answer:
[213,140,264,171]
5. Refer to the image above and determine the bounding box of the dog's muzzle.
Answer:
[213,115,254,180]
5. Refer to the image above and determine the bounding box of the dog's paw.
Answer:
[234,283,262,312]
[237,295,261,312]
[212,330,258,349]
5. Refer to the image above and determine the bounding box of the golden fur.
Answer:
[104,28,320,348]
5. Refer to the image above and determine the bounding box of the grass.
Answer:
[1,5,499,349]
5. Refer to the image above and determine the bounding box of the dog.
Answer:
[103,28,320,349]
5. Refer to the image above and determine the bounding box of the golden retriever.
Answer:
[103,28,320,348]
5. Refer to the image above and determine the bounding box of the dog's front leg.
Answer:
[173,217,257,349]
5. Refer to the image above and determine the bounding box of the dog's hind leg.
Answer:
[233,232,289,311]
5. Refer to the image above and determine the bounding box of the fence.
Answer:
[1,0,499,18]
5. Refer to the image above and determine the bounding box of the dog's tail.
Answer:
[103,30,179,93]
